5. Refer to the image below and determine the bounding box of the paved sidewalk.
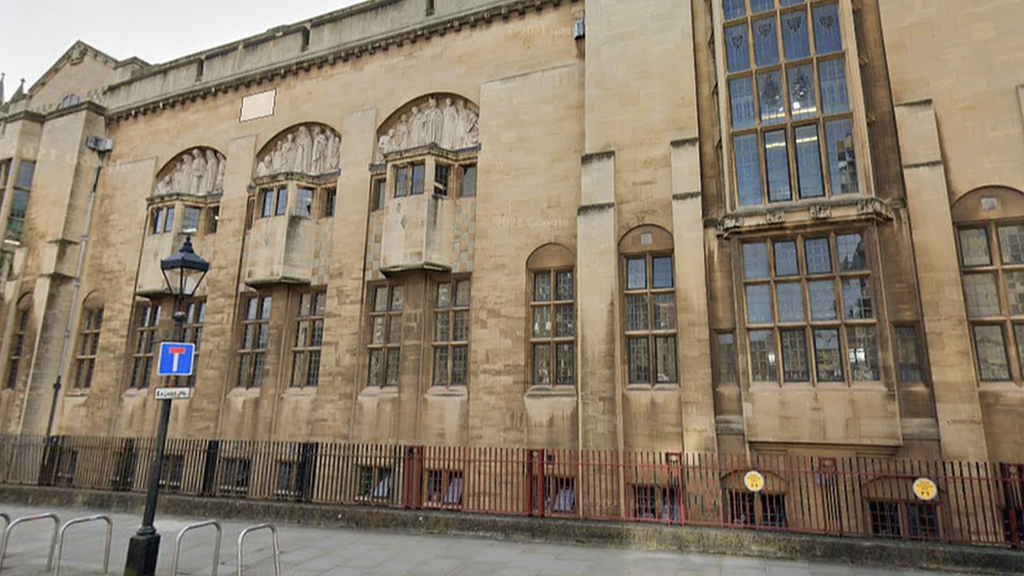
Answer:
[0,504,984,576]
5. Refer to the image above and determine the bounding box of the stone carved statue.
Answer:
[253,125,342,178]
[153,148,227,196]
[377,97,480,157]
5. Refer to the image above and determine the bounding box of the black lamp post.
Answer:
[124,236,208,576]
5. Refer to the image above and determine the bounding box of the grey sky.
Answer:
[0,0,364,101]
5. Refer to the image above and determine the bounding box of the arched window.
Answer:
[72,293,104,391]
[527,244,576,388]
[952,186,1024,384]
[620,226,678,386]
[3,294,32,390]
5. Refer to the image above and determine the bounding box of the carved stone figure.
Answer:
[423,97,443,145]
[281,135,297,173]
[215,153,226,190]
[442,98,459,149]
[312,127,328,174]
[171,158,189,193]
[296,126,312,173]
[376,98,481,158]
[189,149,207,196]
[202,149,218,193]
[392,113,410,150]
[409,106,425,147]
[327,133,341,172]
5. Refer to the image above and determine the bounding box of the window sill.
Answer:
[978,380,1024,392]
[283,386,317,397]
[64,390,90,397]
[748,380,889,391]
[426,385,467,398]
[624,383,681,392]
[229,386,262,397]
[359,385,399,398]
[525,385,577,399]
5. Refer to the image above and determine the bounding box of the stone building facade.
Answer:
[0,0,1022,467]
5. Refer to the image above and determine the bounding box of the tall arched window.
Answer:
[527,244,576,388]
[72,293,104,391]
[620,226,678,386]
[3,294,32,390]
[953,186,1024,385]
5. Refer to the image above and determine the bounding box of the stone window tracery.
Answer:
[3,296,32,390]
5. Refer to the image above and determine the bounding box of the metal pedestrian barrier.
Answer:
[236,523,280,576]
[53,514,112,576]
[0,512,10,532]
[171,519,222,576]
[0,512,60,573]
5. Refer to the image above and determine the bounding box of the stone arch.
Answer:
[2,293,34,390]
[526,243,575,271]
[376,93,480,159]
[618,224,674,255]
[951,185,1024,224]
[254,122,341,178]
[81,290,105,311]
[154,146,226,197]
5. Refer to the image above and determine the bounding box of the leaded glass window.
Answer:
[531,270,575,386]
[433,279,471,387]
[742,231,878,384]
[624,254,678,385]
[723,0,858,206]
[957,222,1024,382]
[368,284,403,387]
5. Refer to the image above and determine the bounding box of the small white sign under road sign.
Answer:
[155,387,193,400]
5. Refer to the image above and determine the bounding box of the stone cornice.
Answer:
[106,0,581,125]
[707,195,903,237]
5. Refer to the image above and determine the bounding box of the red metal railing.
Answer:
[0,435,1020,548]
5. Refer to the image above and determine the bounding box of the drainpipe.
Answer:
[41,136,113,440]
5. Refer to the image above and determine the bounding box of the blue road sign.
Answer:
[158,342,195,376]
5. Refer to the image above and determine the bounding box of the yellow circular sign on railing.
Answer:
[744,470,765,492]
[912,477,938,501]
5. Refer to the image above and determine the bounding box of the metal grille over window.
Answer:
[723,0,858,207]
[624,255,678,385]
[433,280,471,387]
[236,295,272,388]
[291,290,326,388]
[368,285,404,387]
[742,232,878,384]
[957,223,1024,383]
[73,308,104,390]
[129,303,162,389]
[531,270,575,386]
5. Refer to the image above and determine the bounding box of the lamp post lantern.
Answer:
[124,236,208,576]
